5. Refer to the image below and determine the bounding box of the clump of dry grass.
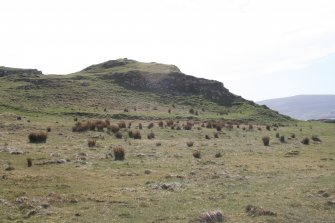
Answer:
[226,124,233,131]
[301,137,310,145]
[132,130,142,139]
[280,135,285,143]
[184,124,192,130]
[193,150,201,159]
[28,132,47,143]
[147,132,155,139]
[115,132,123,139]
[88,139,96,147]
[262,136,270,146]
[206,122,213,129]
[118,121,127,129]
[148,123,154,129]
[72,119,109,132]
[113,146,125,160]
[27,158,33,167]
[198,210,223,223]
[166,120,174,127]
[215,152,222,158]
[186,141,194,147]
[109,124,120,133]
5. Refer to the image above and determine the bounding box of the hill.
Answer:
[0,58,291,123]
[258,95,335,120]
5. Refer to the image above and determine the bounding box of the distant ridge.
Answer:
[258,95,335,120]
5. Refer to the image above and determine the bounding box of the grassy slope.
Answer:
[0,114,334,222]
[0,60,292,124]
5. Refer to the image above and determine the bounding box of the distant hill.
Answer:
[258,95,335,120]
[0,58,292,123]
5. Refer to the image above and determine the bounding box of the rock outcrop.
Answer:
[86,59,237,106]
[0,66,42,77]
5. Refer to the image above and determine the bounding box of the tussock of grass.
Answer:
[28,132,47,143]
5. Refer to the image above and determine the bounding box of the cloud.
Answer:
[0,0,335,78]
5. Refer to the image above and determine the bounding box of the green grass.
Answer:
[0,113,334,222]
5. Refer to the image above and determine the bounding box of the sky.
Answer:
[1,0,335,101]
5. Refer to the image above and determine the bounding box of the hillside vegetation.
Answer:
[0,59,291,123]
[2,59,334,223]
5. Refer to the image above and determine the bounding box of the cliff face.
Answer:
[85,59,237,106]
[102,70,236,106]
[0,66,42,77]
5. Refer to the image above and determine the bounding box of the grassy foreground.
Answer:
[0,113,334,223]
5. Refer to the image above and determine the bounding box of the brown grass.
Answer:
[262,136,270,146]
[113,146,125,160]
[186,141,194,147]
[193,150,201,159]
[109,124,120,133]
[88,139,96,147]
[280,135,285,143]
[115,132,123,139]
[148,123,154,129]
[132,130,142,139]
[147,132,155,139]
[118,121,126,129]
[27,158,33,167]
[301,137,310,145]
[28,132,47,143]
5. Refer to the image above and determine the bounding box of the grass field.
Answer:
[0,112,334,222]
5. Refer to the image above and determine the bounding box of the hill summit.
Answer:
[81,59,236,106]
[0,59,292,123]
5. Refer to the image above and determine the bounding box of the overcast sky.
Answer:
[1,0,335,101]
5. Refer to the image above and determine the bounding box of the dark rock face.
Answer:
[102,70,236,106]
[0,67,42,77]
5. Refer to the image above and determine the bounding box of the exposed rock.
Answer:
[285,150,300,157]
[0,198,11,206]
[153,182,183,191]
[0,66,42,77]
[327,197,335,206]
[198,210,224,223]
[15,196,28,204]
[1,147,24,154]
[102,70,236,106]
[245,204,276,217]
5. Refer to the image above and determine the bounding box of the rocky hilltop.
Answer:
[83,59,237,106]
[0,66,42,77]
[0,59,292,123]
